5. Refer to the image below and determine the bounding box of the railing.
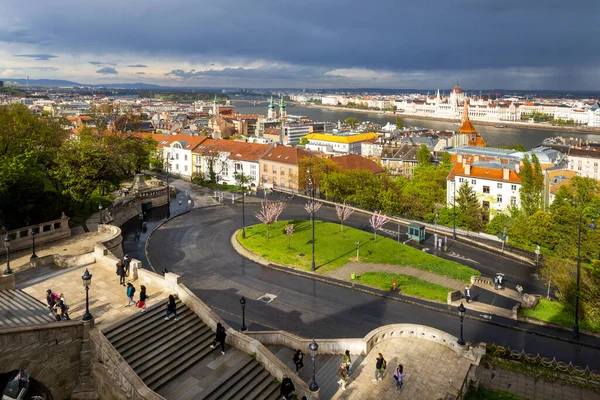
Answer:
[0,213,71,255]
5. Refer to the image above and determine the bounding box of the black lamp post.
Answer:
[308,162,316,272]
[82,268,93,321]
[453,178,457,240]
[240,296,247,332]
[574,209,598,338]
[457,302,466,346]
[309,339,319,392]
[3,235,12,276]
[98,203,103,224]
[238,173,246,239]
[30,229,38,260]
[166,153,174,219]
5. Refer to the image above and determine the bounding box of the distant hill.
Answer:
[0,86,26,95]
[4,78,164,89]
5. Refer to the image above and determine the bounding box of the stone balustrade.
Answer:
[0,213,71,255]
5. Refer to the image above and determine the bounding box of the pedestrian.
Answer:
[497,275,504,289]
[165,294,179,321]
[46,289,59,319]
[493,276,499,290]
[125,283,136,307]
[280,377,295,400]
[337,362,348,390]
[516,285,524,300]
[53,299,69,321]
[464,286,471,303]
[343,350,352,375]
[137,285,147,312]
[372,353,386,382]
[116,260,126,286]
[209,322,227,355]
[122,254,131,277]
[393,364,405,392]
[293,349,304,375]
[58,293,71,320]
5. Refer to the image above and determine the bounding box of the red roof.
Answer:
[448,161,521,183]
[261,146,311,165]
[330,154,384,174]
[200,140,272,162]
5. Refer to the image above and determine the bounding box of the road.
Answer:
[143,200,600,370]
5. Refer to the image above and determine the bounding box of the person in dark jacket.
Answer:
[138,285,147,312]
[372,353,386,382]
[122,254,132,277]
[46,289,58,319]
[293,349,304,374]
[126,283,136,307]
[280,377,295,400]
[165,294,179,321]
[116,261,126,286]
[209,322,227,355]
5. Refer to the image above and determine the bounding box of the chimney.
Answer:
[474,155,480,162]
[464,164,471,175]
[515,163,520,173]
[503,167,510,180]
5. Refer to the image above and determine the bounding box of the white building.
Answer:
[566,147,600,181]
[157,134,211,179]
[303,132,379,155]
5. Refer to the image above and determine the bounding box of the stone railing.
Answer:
[97,224,123,259]
[0,272,15,290]
[471,276,493,287]
[0,213,71,255]
[148,179,166,187]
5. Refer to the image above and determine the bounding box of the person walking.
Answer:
[293,349,304,375]
[125,283,136,307]
[137,285,147,312]
[58,293,71,320]
[372,353,386,382]
[46,289,59,319]
[122,254,131,277]
[393,364,405,392]
[464,286,471,303]
[337,362,348,390]
[165,294,179,321]
[210,322,227,355]
[280,377,295,400]
[116,260,126,286]
[343,350,352,375]
[516,285,524,300]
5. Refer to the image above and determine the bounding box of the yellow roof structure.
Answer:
[302,132,378,144]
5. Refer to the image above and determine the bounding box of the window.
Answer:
[281,167,285,175]
[482,201,490,210]
[497,183,503,189]
[458,177,464,183]
[272,165,277,174]
[263,164,267,172]
[510,196,517,206]
[496,194,503,203]
[471,179,476,185]
[511,184,517,191]
[280,177,285,186]
[483,186,490,194]
[175,153,179,160]
[184,165,188,172]
[289,168,293,176]
[251,164,257,171]
[184,154,188,161]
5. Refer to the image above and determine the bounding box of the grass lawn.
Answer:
[519,298,600,333]
[355,272,451,302]
[466,387,525,400]
[238,220,479,281]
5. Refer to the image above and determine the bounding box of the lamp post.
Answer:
[574,208,598,338]
[30,229,38,260]
[82,268,93,321]
[355,241,360,262]
[3,235,12,276]
[308,160,316,272]
[453,179,457,240]
[238,173,247,239]
[166,153,173,219]
[98,203,103,224]
[240,296,247,332]
[309,339,319,392]
[457,302,466,346]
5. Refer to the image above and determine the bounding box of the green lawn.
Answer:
[466,387,525,400]
[519,298,600,333]
[238,220,479,281]
[355,272,452,302]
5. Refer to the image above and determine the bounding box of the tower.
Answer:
[458,99,486,147]
[212,94,219,115]
[279,95,287,120]
[267,96,276,119]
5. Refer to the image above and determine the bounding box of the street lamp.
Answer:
[457,302,466,346]
[309,339,319,392]
[3,235,12,276]
[98,203,103,224]
[574,208,598,338]
[240,296,247,332]
[453,179,457,240]
[82,268,93,321]
[355,241,360,262]
[238,174,247,239]
[166,153,174,219]
[30,229,38,260]
[308,162,316,272]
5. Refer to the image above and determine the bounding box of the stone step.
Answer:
[112,305,193,351]
[230,369,272,400]
[196,356,255,400]
[206,359,264,400]
[130,322,210,370]
[103,299,171,339]
[262,383,283,400]
[0,290,54,327]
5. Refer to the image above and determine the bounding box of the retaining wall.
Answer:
[0,214,71,255]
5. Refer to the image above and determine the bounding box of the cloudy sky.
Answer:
[1,0,599,89]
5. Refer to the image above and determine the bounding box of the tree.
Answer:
[335,203,354,231]
[297,137,309,146]
[255,201,279,239]
[395,117,403,130]
[286,224,294,249]
[456,181,484,232]
[304,201,322,223]
[273,200,286,227]
[297,156,339,191]
[519,154,544,216]
[196,145,223,183]
[440,152,452,167]
[417,145,431,167]
[345,117,359,126]
[369,211,389,242]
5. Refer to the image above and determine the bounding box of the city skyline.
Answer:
[1,0,600,89]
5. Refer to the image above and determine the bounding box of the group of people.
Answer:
[116,254,132,286]
[372,353,406,393]
[125,282,148,312]
[45,289,70,321]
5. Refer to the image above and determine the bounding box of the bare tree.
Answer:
[335,203,354,232]
[370,211,389,242]
[304,201,322,223]
[286,224,294,249]
[255,201,279,239]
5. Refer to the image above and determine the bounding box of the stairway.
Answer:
[0,290,56,328]
[102,299,281,399]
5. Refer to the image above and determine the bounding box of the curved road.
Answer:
[144,200,600,370]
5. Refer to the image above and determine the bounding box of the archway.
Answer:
[0,370,53,400]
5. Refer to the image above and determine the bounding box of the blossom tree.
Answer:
[304,201,322,223]
[273,200,287,227]
[286,224,294,249]
[335,203,354,232]
[255,201,279,239]
[370,211,389,242]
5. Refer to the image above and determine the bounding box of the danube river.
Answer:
[233,101,600,149]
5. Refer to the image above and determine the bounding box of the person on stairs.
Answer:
[210,322,227,355]
[58,293,71,320]
[337,362,348,390]
[165,294,179,321]
[137,285,147,312]
[343,350,352,375]
[293,349,304,375]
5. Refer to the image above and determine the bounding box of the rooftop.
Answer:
[303,132,379,144]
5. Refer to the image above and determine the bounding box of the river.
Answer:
[232,101,600,149]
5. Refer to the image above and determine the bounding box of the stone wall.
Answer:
[0,321,84,399]
[0,273,15,290]
[0,213,71,255]
[97,224,124,259]
[106,188,169,228]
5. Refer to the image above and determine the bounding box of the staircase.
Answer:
[0,290,56,328]
[102,299,281,399]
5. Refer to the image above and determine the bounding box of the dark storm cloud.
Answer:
[89,61,104,65]
[96,66,117,74]
[14,53,57,61]
[135,72,145,74]
[127,64,147,68]
[166,66,337,81]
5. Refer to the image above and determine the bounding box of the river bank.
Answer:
[296,102,600,134]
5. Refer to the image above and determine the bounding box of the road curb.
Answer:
[231,229,600,350]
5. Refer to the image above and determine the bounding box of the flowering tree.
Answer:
[273,200,287,227]
[255,201,279,239]
[286,224,294,249]
[335,203,354,232]
[304,201,322,223]
[370,211,389,242]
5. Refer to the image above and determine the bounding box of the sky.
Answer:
[1,0,600,90]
